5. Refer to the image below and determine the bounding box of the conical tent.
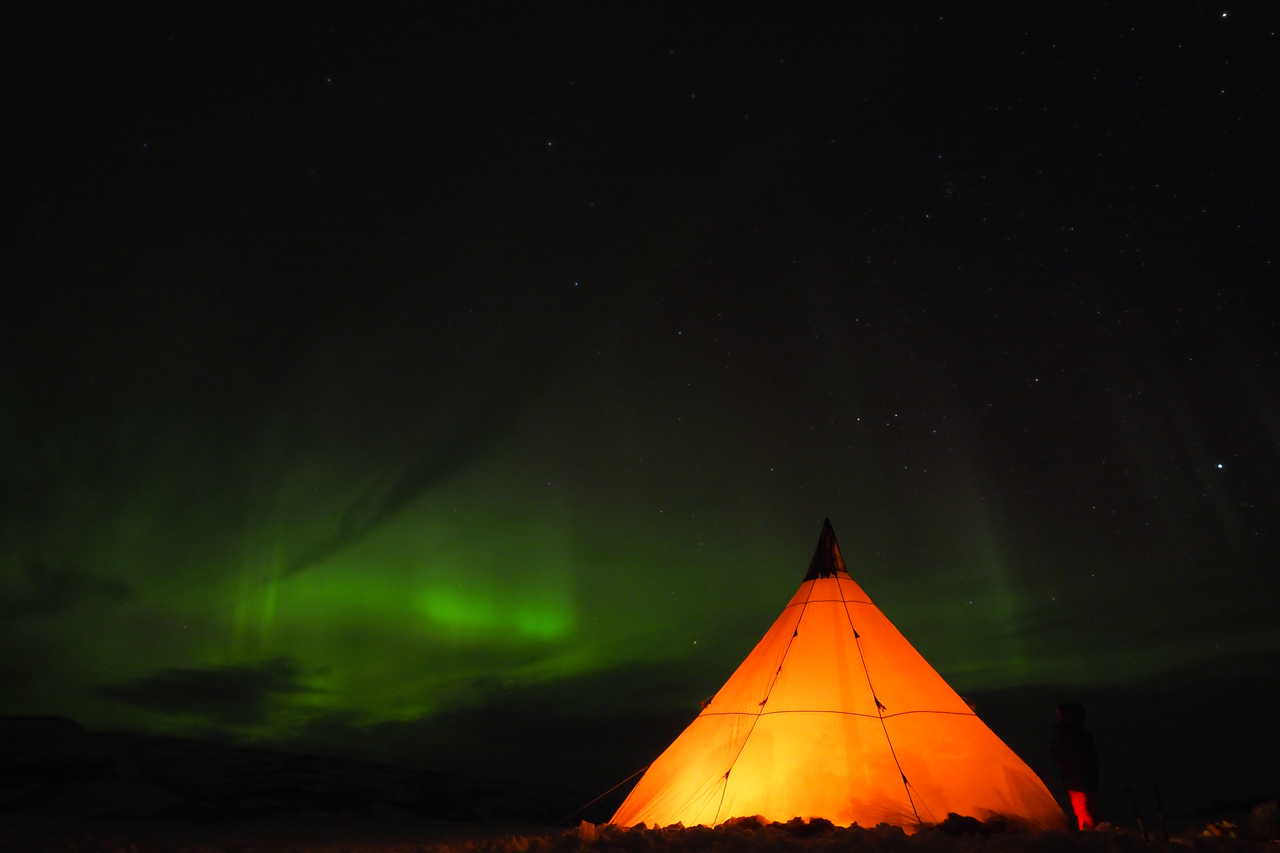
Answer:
[610,519,1064,830]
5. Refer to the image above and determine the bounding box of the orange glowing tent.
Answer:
[610,519,1065,830]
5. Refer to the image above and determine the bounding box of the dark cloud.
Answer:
[0,558,132,619]
[272,660,705,805]
[267,651,1280,821]
[99,657,312,727]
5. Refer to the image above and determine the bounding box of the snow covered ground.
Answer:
[2,813,1276,853]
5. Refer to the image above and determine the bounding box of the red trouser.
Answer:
[1068,790,1096,830]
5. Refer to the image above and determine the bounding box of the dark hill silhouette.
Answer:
[3,649,1276,831]
[0,715,562,824]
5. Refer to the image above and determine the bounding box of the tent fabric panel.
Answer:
[835,572,873,604]
[884,713,1065,829]
[762,600,878,717]
[718,712,916,827]
[611,713,752,828]
[841,601,974,717]
[781,573,872,609]
[700,595,805,716]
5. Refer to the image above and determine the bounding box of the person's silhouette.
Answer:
[1051,702,1099,830]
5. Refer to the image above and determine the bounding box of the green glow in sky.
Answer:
[3,286,1276,771]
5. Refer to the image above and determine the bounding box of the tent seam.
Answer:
[782,598,873,608]
[837,575,923,825]
[698,708,977,720]
[710,574,818,826]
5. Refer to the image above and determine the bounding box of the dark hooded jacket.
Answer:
[1051,707,1099,792]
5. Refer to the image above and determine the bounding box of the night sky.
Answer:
[5,1,1279,819]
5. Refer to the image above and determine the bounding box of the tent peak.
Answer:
[804,518,847,580]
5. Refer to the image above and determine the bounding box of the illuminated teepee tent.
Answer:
[611,519,1064,830]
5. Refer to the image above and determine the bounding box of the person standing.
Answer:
[1051,702,1099,830]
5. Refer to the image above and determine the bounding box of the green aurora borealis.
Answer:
[5,282,1277,773]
